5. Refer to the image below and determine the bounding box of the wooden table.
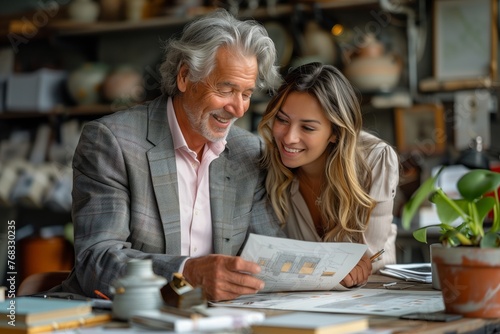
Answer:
[364,274,500,334]
[51,274,500,333]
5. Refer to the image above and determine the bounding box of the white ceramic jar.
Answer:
[111,259,167,320]
[68,0,100,23]
[67,63,109,105]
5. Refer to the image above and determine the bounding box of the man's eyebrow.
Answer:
[217,81,255,92]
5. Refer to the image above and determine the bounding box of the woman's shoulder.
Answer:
[359,131,398,168]
[360,131,399,200]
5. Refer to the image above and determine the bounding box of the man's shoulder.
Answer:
[227,126,262,150]
[227,126,260,142]
[97,103,149,125]
[84,97,166,137]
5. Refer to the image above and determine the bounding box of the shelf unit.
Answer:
[1,0,383,116]
[45,1,379,36]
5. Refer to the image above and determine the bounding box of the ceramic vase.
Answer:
[343,33,401,92]
[111,259,167,320]
[68,0,100,23]
[67,63,109,105]
[432,246,500,318]
[99,0,123,21]
[124,0,145,21]
[102,66,144,104]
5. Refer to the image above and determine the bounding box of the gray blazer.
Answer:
[61,95,284,297]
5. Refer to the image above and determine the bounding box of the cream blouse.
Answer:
[283,131,399,273]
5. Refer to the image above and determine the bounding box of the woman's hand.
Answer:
[340,254,372,287]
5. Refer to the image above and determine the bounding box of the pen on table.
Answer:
[94,289,111,300]
[370,249,385,263]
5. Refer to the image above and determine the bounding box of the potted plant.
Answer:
[402,167,500,318]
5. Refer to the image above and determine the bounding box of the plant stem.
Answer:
[493,190,500,233]
[436,189,469,220]
[468,202,482,237]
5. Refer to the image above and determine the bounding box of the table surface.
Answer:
[362,274,500,334]
[49,274,500,334]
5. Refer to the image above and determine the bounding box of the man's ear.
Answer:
[177,65,189,92]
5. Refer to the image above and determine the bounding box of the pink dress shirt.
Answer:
[166,98,226,257]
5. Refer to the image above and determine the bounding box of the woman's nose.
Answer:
[283,126,299,144]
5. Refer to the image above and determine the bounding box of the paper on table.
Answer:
[240,233,367,292]
[380,263,432,283]
[211,288,445,317]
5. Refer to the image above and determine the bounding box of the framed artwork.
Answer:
[394,104,446,155]
[433,0,498,82]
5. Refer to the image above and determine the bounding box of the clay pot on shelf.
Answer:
[67,63,109,105]
[343,33,402,93]
[124,0,146,21]
[102,66,145,105]
[302,21,337,65]
[68,0,100,23]
[99,0,124,21]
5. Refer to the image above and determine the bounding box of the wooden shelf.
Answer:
[419,77,499,92]
[0,104,125,120]
[44,1,378,37]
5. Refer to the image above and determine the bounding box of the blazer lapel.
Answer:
[146,96,182,255]
[210,150,237,255]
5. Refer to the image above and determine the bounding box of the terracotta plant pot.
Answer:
[431,246,500,318]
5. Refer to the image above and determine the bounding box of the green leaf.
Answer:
[412,224,442,243]
[457,169,500,201]
[480,231,500,248]
[402,168,443,230]
[475,197,496,222]
[413,227,429,243]
[431,194,463,224]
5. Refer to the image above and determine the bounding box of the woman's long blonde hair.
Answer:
[258,62,378,242]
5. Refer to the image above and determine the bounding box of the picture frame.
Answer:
[433,0,498,82]
[394,104,446,155]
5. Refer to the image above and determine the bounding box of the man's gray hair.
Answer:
[159,9,281,96]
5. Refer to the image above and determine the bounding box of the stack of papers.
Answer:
[380,263,432,283]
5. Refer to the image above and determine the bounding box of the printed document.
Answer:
[240,234,367,292]
[212,289,445,317]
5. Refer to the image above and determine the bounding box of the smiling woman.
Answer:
[258,62,400,283]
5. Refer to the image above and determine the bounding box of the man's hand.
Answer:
[340,254,372,288]
[182,254,264,301]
